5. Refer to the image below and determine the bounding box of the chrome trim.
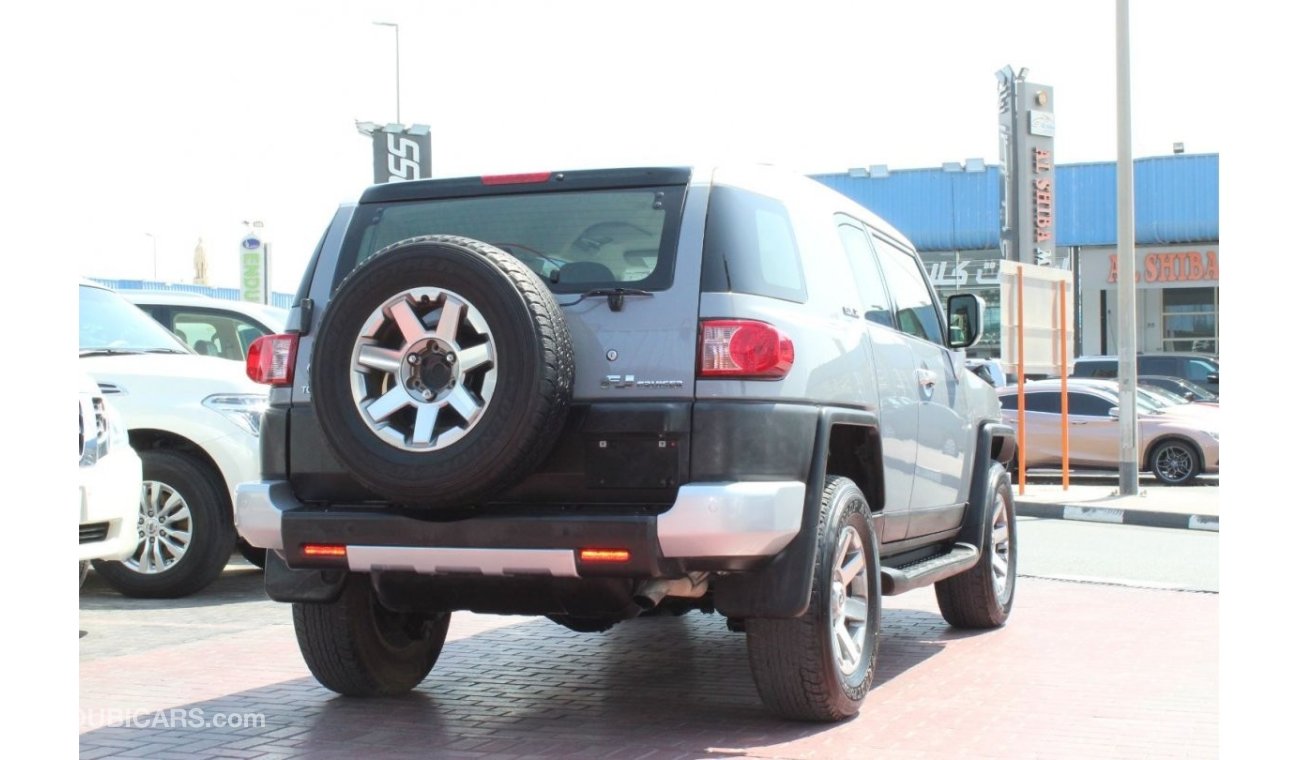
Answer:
[656,481,805,558]
[345,546,578,577]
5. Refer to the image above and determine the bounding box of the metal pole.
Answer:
[1060,278,1070,490]
[1017,265,1026,495]
[1116,0,1140,495]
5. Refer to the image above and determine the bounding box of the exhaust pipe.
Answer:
[633,573,708,610]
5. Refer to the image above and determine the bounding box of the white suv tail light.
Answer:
[247,334,298,386]
[698,319,794,379]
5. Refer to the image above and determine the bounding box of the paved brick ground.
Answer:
[79,569,1217,759]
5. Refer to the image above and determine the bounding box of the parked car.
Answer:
[123,290,287,362]
[1138,374,1217,403]
[966,358,1007,388]
[998,379,1218,485]
[79,372,143,587]
[1072,352,1219,395]
[79,280,268,597]
[237,164,1019,722]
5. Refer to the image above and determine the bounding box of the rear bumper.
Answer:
[235,479,804,577]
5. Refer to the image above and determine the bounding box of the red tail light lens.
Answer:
[246,334,298,386]
[699,320,794,379]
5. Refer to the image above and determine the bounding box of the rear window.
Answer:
[337,186,685,293]
[701,185,807,303]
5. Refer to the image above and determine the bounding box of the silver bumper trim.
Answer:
[656,481,805,558]
[234,481,292,551]
[346,546,578,577]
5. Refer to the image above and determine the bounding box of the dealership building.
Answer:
[813,152,1219,361]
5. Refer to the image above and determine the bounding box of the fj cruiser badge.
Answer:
[602,375,684,390]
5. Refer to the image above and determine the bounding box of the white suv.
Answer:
[78,372,142,587]
[79,281,268,597]
[122,289,287,362]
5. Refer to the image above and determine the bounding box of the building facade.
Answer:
[812,153,1220,362]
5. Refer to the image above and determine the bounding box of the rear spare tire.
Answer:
[311,236,573,507]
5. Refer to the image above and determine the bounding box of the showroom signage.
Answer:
[239,233,268,304]
[1106,249,1219,284]
[996,67,1057,267]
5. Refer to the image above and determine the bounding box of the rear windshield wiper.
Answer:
[557,288,653,312]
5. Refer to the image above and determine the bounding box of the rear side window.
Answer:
[702,185,807,303]
[338,186,685,293]
[872,233,944,344]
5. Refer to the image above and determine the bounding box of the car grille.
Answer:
[80,522,110,544]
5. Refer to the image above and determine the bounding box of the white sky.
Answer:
[11,0,1228,294]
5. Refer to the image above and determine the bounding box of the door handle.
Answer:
[917,368,938,389]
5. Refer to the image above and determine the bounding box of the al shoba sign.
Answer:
[1106,249,1219,284]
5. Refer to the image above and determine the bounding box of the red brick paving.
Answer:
[80,577,1217,758]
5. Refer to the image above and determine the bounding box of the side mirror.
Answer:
[946,293,984,349]
[1108,407,1120,419]
[1206,372,1219,385]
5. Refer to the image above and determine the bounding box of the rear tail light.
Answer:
[247,334,298,386]
[698,320,794,379]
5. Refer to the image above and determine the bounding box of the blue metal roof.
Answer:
[91,278,295,309]
[813,153,1218,250]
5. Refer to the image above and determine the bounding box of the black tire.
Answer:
[745,476,881,722]
[79,561,90,588]
[935,463,1017,629]
[236,539,267,568]
[311,235,574,507]
[1149,438,1201,485]
[91,449,235,598]
[293,574,450,696]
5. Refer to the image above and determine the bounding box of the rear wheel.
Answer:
[293,574,450,696]
[936,463,1017,628]
[745,477,881,722]
[91,449,234,598]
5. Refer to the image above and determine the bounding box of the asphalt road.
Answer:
[1017,516,1219,592]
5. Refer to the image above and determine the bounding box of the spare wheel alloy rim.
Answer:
[350,286,498,452]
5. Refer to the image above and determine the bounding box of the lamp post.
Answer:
[145,232,157,280]
[374,21,400,123]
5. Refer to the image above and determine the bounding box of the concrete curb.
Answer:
[1016,501,1219,532]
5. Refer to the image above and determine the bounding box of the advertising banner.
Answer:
[371,125,432,183]
[239,233,268,304]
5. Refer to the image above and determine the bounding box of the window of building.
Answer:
[1162,287,1217,353]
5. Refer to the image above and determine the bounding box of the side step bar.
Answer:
[880,543,979,596]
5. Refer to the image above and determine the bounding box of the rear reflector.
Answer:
[579,548,631,563]
[699,319,794,379]
[246,334,298,386]
[302,544,347,558]
[481,172,551,186]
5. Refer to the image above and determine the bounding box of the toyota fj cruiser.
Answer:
[237,165,1018,721]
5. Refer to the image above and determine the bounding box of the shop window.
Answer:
[1162,287,1217,353]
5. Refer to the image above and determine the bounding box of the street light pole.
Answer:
[374,21,400,123]
[145,232,157,280]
